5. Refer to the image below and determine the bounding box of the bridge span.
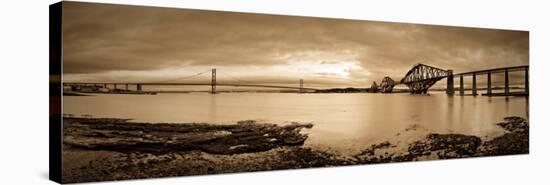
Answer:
[65,64,529,96]
[63,82,319,92]
[377,64,529,96]
[64,69,318,94]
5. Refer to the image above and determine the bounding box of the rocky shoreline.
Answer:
[62,117,528,183]
[63,118,313,155]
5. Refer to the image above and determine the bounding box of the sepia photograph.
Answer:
[53,1,528,183]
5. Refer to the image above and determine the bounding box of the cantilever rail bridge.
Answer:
[377,63,529,96]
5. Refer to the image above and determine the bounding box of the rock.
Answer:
[478,117,529,156]
[63,118,313,155]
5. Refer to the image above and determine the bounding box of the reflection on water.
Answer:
[63,92,528,153]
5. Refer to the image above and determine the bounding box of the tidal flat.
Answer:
[62,117,528,183]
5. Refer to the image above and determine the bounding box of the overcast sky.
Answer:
[62,2,528,88]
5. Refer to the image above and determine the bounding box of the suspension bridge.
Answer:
[64,68,318,94]
[64,63,529,96]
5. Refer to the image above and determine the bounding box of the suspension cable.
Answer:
[216,71,257,84]
[148,69,211,83]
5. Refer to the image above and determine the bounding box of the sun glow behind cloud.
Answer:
[64,61,368,86]
[62,2,528,90]
[281,60,363,77]
[64,49,370,88]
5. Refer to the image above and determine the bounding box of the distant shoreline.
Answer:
[62,92,91,96]
[63,86,527,95]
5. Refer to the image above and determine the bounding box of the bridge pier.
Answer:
[446,70,454,95]
[459,76,464,96]
[487,72,492,95]
[137,84,142,92]
[472,73,477,96]
[504,69,509,95]
[125,84,129,91]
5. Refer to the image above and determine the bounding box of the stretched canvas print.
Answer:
[49,1,529,183]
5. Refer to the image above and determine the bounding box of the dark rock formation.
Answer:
[62,116,528,183]
[353,116,529,163]
[478,117,529,156]
[63,118,313,154]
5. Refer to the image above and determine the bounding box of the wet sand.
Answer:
[62,117,528,183]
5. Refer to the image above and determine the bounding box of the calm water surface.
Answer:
[63,92,528,154]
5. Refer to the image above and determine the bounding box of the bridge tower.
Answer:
[504,69,509,95]
[299,79,304,93]
[472,73,477,96]
[211,68,216,94]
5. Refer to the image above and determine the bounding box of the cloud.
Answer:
[62,2,528,86]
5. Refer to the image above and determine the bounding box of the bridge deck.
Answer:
[454,65,528,76]
[63,82,320,91]
[64,65,528,95]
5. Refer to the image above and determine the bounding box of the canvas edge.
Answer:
[48,1,531,183]
[49,1,63,184]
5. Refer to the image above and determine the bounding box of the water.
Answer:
[63,92,528,154]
